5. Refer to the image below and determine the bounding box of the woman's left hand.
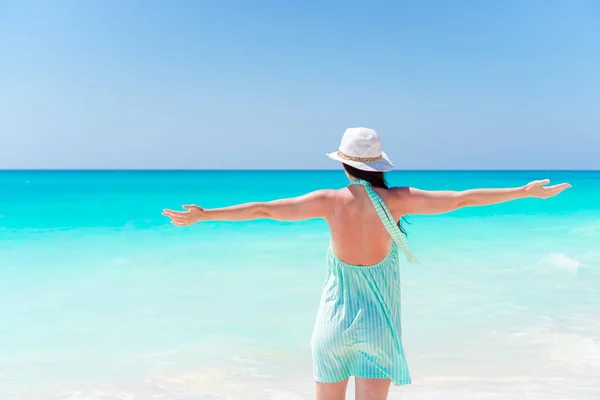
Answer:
[523,179,572,199]
[162,205,206,226]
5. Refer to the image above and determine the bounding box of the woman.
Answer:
[162,127,571,400]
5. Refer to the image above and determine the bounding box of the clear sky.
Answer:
[1,0,598,170]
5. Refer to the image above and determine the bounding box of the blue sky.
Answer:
[1,0,598,169]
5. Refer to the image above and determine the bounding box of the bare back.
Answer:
[326,185,402,266]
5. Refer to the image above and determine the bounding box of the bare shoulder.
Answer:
[320,187,349,202]
[388,186,415,200]
[311,188,339,199]
[301,188,340,205]
[308,188,345,219]
[387,186,418,214]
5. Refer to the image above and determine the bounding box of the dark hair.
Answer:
[343,163,410,236]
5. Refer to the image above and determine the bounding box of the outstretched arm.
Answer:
[395,179,571,215]
[162,190,332,226]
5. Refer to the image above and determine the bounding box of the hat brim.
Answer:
[326,151,394,172]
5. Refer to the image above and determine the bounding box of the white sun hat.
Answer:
[326,127,393,172]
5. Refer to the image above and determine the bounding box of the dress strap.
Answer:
[350,179,420,265]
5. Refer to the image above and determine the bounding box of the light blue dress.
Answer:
[311,179,419,385]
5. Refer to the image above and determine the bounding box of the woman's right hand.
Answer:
[162,205,206,226]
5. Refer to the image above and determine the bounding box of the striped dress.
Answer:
[311,179,419,385]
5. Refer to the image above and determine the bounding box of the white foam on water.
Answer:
[536,253,581,272]
[507,315,600,385]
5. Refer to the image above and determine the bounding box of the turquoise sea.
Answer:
[1,170,599,400]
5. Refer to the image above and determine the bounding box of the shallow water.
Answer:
[1,170,599,399]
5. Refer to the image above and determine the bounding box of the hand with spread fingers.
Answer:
[162,205,205,226]
[523,179,572,199]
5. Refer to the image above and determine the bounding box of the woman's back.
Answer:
[327,184,401,266]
